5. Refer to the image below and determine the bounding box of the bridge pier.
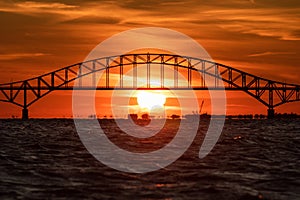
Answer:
[267,108,275,119]
[22,108,29,120]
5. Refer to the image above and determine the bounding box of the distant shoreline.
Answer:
[1,113,300,120]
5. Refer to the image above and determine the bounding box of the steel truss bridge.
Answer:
[0,53,299,119]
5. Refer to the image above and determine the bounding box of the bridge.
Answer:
[0,53,299,119]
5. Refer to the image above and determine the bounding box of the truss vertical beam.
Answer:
[10,83,13,101]
[269,83,274,108]
[174,56,178,88]
[92,62,96,87]
[267,82,275,119]
[51,72,55,88]
[65,68,69,88]
[22,81,29,120]
[106,58,110,88]
[242,73,246,88]
[282,83,286,101]
[228,68,232,88]
[215,64,218,88]
[37,78,41,97]
[23,81,27,108]
[256,79,259,97]
[202,61,205,87]
[188,59,192,88]
[133,55,137,88]
[147,54,150,88]
[78,65,82,87]
[161,56,164,88]
[120,56,123,88]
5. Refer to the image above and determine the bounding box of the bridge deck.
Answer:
[0,86,298,90]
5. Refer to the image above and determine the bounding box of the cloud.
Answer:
[202,8,300,41]
[62,16,121,25]
[0,1,86,21]
[0,1,79,14]
[2,0,297,42]
[248,51,295,57]
[0,53,50,60]
[116,0,184,10]
[16,1,78,9]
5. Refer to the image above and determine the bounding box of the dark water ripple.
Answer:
[0,119,299,200]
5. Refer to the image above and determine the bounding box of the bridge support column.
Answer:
[22,108,29,120]
[267,108,275,119]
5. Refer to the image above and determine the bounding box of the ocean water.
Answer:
[0,119,299,200]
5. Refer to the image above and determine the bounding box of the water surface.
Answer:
[0,119,299,200]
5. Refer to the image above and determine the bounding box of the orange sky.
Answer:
[0,0,300,118]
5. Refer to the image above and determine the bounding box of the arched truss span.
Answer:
[0,53,299,116]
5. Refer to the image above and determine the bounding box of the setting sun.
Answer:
[137,91,166,110]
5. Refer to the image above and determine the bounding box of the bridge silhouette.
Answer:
[0,53,299,119]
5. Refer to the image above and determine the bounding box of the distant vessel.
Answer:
[184,100,210,120]
[184,113,211,121]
